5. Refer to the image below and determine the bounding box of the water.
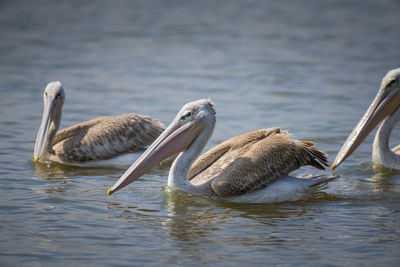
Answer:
[1,0,400,265]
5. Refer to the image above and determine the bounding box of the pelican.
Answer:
[34,81,164,165]
[107,99,337,203]
[332,68,400,170]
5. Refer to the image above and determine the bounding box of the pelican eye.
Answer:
[180,111,192,121]
[387,79,396,88]
[56,92,61,98]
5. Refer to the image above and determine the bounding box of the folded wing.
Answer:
[189,128,328,197]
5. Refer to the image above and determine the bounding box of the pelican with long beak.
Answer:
[108,99,337,203]
[34,81,164,165]
[332,68,400,170]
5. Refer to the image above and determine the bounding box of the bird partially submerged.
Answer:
[34,81,164,166]
[108,99,337,203]
[332,68,400,170]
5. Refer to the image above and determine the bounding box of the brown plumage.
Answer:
[189,128,328,197]
[108,99,335,203]
[51,114,164,162]
[34,81,164,164]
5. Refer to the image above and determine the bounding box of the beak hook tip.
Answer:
[107,188,113,196]
[331,163,336,171]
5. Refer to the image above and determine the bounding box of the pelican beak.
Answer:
[107,120,202,196]
[33,98,55,163]
[332,85,400,170]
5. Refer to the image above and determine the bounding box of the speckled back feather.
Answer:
[188,128,328,197]
[51,113,164,162]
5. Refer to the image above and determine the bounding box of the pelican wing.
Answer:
[189,128,281,184]
[200,129,328,198]
[52,118,96,146]
[52,114,164,162]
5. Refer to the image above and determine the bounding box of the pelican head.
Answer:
[33,81,65,163]
[332,68,400,170]
[107,99,216,195]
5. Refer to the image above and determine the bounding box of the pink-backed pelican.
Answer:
[34,81,164,166]
[107,99,336,203]
[332,68,400,170]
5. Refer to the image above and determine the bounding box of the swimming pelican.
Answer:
[34,81,164,165]
[332,68,400,170]
[107,99,336,203]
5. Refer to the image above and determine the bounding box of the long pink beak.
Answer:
[332,86,400,170]
[107,120,201,195]
[34,97,57,163]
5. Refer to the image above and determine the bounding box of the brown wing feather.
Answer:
[52,114,164,162]
[52,118,98,146]
[207,129,328,198]
[188,143,231,181]
[189,128,281,185]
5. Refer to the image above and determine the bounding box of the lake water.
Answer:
[1,0,400,265]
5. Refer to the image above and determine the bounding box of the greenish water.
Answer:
[1,0,400,266]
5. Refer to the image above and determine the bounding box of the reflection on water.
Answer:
[163,192,226,243]
[33,160,124,179]
[365,172,400,192]
[1,0,400,265]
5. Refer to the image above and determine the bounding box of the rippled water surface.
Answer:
[1,0,400,266]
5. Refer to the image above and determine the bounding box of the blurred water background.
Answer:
[0,0,400,265]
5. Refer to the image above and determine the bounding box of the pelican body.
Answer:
[332,68,400,170]
[108,99,336,203]
[34,81,164,165]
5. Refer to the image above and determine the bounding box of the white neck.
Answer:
[372,106,400,168]
[46,109,62,154]
[167,122,215,195]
